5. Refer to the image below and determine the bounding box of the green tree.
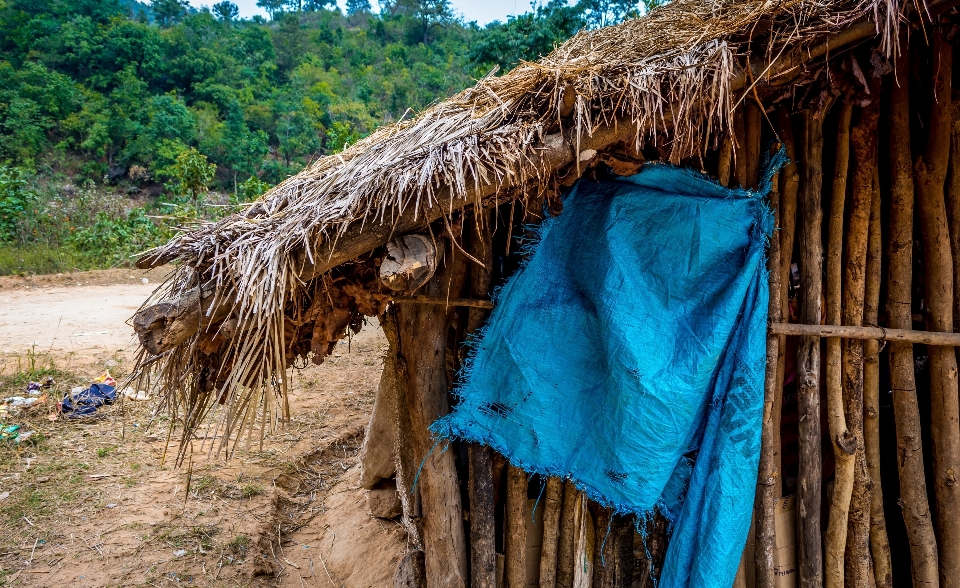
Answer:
[212,1,239,22]
[169,147,216,209]
[471,1,585,70]
[577,0,639,28]
[221,105,269,191]
[151,0,188,26]
[346,0,371,14]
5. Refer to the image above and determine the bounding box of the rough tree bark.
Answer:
[797,104,830,588]
[395,240,469,588]
[824,101,855,588]
[864,163,892,588]
[466,215,496,588]
[844,92,880,588]
[557,481,578,588]
[540,477,563,588]
[733,108,747,188]
[506,465,529,588]
[914,28,960,587]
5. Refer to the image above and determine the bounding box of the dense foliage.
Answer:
[0,0,654,273]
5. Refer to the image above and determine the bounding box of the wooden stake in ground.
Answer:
[823,100,855,588]
[745,101,762,189]
[556,481,578,588]
[844,91,880,588]
[539,477,563,588]
[395,239,469,588]
[756,153,784,588]
[886,39,939,588]
[864,164,892,588]
[797,104,830,588]
[915,28,960,586]
[949,98,960,332]
[505,465,529,588]
[733,107,747,188]
[466,214,496,588]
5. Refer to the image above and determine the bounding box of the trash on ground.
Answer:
[60,383,116,419]
[0,491,9,501]
[93,371,116,387]
[0,425,36,444]
[173,549,187,557]
[122,388,151,401]
[26,376,55,395]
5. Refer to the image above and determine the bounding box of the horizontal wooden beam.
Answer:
[392,296,495,309]
[769,322,960,346]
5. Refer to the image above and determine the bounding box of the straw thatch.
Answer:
[131,0,901,457]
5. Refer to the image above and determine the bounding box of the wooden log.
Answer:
[886,41,940,588]
[768,323,960,345]
[864,164,892,588]
[380,234,439,293]
[539,477,563,588]
[556,481,578,588]
[505,465,529,588]
[612,516,634,588]
[396,550,428,588]
[823,100,854,588]
[797,105,829,588]
[360,351,400,489]
[393,296,494,309]
[733,107,747,188]
[755,155,783,588]
[718,135,733,187]
[745,101,762,189]
[466,214,497,588]
[572,493,595,587]
[950,98,960,332]
[592,504,614,588]
[844,91,881,588]
[395,241,469,588]
[914,28,960,586]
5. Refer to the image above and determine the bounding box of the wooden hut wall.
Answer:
[366,22,960,588]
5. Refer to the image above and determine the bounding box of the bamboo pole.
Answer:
[824,100,855,588]
[914,29,960,585]
[844,90,881,588]
[539,477,563,588]
[797,105,829,588]
[556,481,578,588]
[885,40,940,588]
[505,465,528,588]
[864,164,892,588]
[467,215,497,588]
[755,155,783,588]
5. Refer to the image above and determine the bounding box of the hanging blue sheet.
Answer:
[432,162,779,588]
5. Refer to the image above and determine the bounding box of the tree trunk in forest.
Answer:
[557,481,578,588]
[506,465,529,588]
[797,105,829,588]
[467,215,496,588]
[843,93,880,588]
[915,29,960,587]
[864,164,892,588]
[540,477,563,588]
[395,240,469,588]
[824,101,854,588]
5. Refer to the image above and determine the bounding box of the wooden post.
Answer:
[756,153,784,588]
[592,504,614,588]
[745,101,762,189]
[915,28,960,586]
[467,214,497,588]
[824,100,854,588]
[843,92,880,588]
[395,239,469,588]
[950,97,960,332]
[797,105,829,588]
[719,135,733,187]
[733,107,747,188]
[505,465,529,588]
[864,164,892,588]
[539,477,563,588]
[886,40,940,588]
[556,481,578,588]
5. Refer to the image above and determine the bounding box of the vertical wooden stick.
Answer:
[395,240,469,588]
[719,134,733,187]
[733,107,748,188]
[746,101,763,189]
[756,153,784,588]
[797,105,829,588]
[506,465,529,588]
[915,29,960,586]
[864,164,892,588]
[539,477,563,588]
[592,505,614,588]
[824,101,855,588]
[886,41,940,588]
[467,214,496,588]
[556,481,578,588]
[844,92,881,588]
[949,98,960,332]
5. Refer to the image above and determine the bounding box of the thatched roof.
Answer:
[131,0,908,455]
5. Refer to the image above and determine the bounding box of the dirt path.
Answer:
[0,270,398,587]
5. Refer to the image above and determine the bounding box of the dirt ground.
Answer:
[0,269,401,587]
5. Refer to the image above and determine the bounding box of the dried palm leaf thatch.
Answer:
[129,0,900,458]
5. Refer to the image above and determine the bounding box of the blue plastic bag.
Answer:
[62,383,116,418]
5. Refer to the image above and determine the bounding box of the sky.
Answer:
[187,0,529,25]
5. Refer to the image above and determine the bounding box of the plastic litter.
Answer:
[61,383,116,419]
[173,549,187,557]
[26,376,55,396]
[122,388,151,401]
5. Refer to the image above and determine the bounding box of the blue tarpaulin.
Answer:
[432,162,779,588]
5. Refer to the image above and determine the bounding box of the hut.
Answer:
[129,0,960,585]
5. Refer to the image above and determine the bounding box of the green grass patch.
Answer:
[0,244,101,276]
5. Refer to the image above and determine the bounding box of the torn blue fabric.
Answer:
[432,161,780,588]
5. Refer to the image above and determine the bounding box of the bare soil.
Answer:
[0,271,399,587]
